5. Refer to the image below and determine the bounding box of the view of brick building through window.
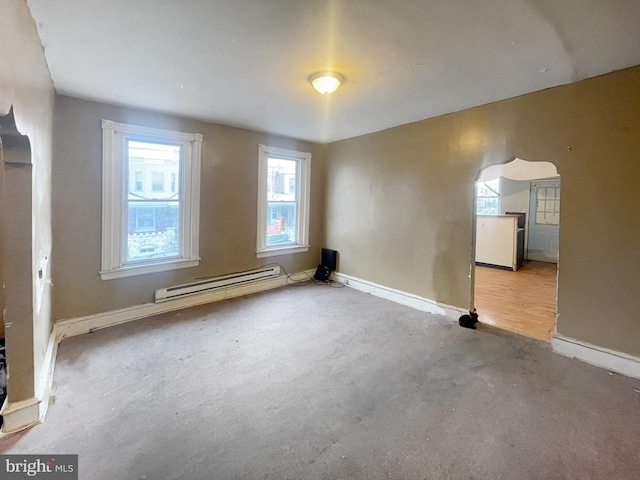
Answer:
[127,141,180,261]
[476,178,500,215]
[266,157,297,245]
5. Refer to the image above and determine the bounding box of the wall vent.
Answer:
[154,265,281,303]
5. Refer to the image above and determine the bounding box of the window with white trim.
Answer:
[256,144,311,258]
[101,119,202,280]
[534,182,560,225]
[476,178,500,215]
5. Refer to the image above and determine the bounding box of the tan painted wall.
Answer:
[0,0,55,403]
[500,177,532,216]
[52,96,327,320]
[324,66,640,357]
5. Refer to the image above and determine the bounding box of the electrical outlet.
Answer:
[367,285,375,294]
[343,279,349,285]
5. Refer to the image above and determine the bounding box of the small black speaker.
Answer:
[321,248,337,272]
[313,265,331,282]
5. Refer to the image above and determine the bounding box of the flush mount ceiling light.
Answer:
[309,71,344,94]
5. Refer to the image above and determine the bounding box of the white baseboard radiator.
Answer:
[154,265,281,303]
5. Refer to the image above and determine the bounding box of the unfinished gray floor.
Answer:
[2,285,639,479]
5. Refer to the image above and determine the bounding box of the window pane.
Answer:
[127,202,179,260]
[267,158,296,201]
[476,179,500,215]
[266,157,297,245]
[266,202,296,245]
[534,185,561,225]
[537,187,546,200]
[477,197,499,215]
[126,140,181,262]
[128,142,180,196]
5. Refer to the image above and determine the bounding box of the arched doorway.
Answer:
[472,158,560,341]
[0,108,33,414]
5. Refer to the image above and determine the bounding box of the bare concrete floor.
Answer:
[1,285,639,479]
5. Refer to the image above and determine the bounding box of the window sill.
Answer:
[256,245,310,259]
[100,258,200,280]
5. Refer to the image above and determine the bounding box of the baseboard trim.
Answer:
[1,331,61,435]
[552,334,640,379]
[332,273,640,380]
[3,268,460,434]
[54,269,316,341]
[1,269,316,435]
[37,332,58,420]
[1,397,41,434]
[331,271,468,322]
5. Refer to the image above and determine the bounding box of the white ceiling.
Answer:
[27,0,640,143]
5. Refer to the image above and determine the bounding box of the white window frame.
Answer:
[256,144,311,258]
[100,119,202,280]
[533,181,560,225]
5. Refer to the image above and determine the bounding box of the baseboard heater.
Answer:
[154,265,281,303]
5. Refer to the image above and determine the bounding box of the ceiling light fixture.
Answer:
[309,71,344,94]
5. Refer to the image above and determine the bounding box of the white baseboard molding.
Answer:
[331,271,468,322]
[1,397,41,434]
[1,269,315,435]
[54,269,315,341]
[37,332,58,420]
[552,334,640,379]
[1,331,61,434]
[332,273,640,380]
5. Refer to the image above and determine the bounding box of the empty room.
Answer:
[1,1,639,479]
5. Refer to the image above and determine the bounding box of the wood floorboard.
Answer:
[474,260,557,342]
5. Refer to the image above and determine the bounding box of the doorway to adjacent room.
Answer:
[471,158,560,342]
[0,109,33,411]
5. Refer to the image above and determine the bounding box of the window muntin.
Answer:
[101,120,201,280]
[535,184,560,225]
[256,145,310,258]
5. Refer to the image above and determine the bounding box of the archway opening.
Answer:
[472,157,560,342]
[0,107,33,413]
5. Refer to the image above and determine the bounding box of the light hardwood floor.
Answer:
[473,261,557,342]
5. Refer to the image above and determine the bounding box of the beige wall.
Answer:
[52,96,327,320]
[0,0,55,404]
[325,66,640,357]
[500,177,530,216]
